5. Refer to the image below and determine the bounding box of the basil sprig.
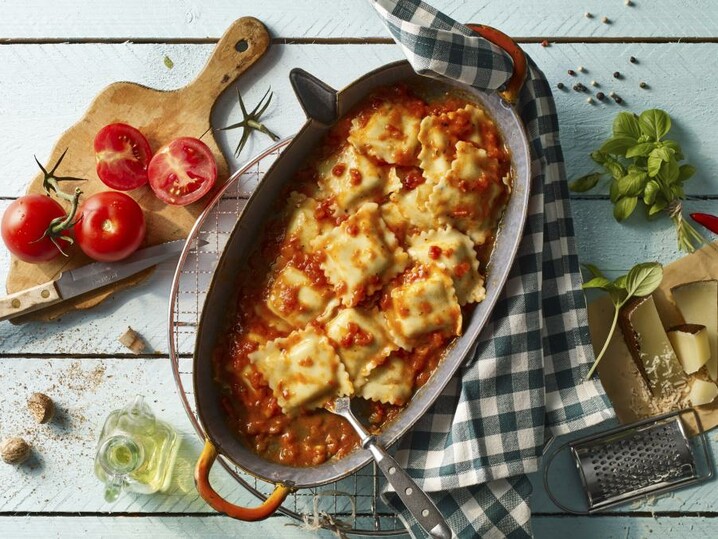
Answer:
[570,109,706,252]
[582,261,663,380]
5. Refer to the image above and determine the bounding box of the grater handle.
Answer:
[542,440,590,515]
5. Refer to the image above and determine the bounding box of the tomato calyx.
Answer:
[35,148,87,203]
[32,149,87,256]
[219,87,280,157]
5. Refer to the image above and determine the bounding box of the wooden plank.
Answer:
[1,514,717,538]
[2,42,718,201]
[1,0,718,40]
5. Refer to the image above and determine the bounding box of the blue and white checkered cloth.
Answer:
[370,1,615,537]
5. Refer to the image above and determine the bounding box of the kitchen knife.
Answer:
[0,239,195,322]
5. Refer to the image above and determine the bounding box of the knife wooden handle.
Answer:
[0,281,62,322]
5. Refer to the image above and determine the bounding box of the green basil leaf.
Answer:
[625,142,655,158]
[643,180,660,205]
[663,140,684,161]
[649,198,668,217]
[657,157,680,185]
[670,183,685,199]
[639,109,672,141]
[609,179,621,203]
[582,276,612,290]
[614,196,638,221]
[569,172,602,192]
[608,286,628,306]
[591,150,608,165]
[582,263,606,279]
[613,275,628,289]
[625,262,663,298]
[678,164,696,182]
[647,151,664,177]
[604,158,626,180]
[601,136,639,156]
[613,112,642,140]
[617,171,649,197]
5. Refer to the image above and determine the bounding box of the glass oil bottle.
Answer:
[94,395,180,502]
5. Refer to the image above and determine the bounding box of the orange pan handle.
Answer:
[467,23,527,105]
[195,439,292,521]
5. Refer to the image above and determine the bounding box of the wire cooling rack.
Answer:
[167,139,407,536]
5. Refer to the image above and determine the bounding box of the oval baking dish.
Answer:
[192,44,531,520]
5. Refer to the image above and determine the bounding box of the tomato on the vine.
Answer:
[1,195,72,263]
[147,137,217,206]
[94,123,153,191]
[74,191,145,262]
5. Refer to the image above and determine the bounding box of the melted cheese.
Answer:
[325,307,396,388]
[407,227,485,305]
[358,355,413,405]
[417,104,486,181]
[348,101,422,166]
[311,202,409,307]
[266,266,336,328]
[284,192,332,252]
[316,144,386,215]
[429,141,508,245]
[248,327,353,415]
[384,264,462,350]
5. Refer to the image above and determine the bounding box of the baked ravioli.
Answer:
[214,83,512,467]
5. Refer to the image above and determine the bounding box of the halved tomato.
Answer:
[94,123,153,190]
[147,137,217,206]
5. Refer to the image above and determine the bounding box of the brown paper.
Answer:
[589,242,718,435]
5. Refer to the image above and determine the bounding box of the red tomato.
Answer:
[74,191,146,262]
[147,137,217,205]
[1,195,71,263]
[94,123,153,190]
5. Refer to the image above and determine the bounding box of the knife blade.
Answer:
[0,239,196,322]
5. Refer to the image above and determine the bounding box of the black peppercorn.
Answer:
[596,92,605,100]
[639,81,648,89]
[568,69,576,76]
[613,71,621,79]
[629,56,637,64]
[614,95,623,104]
[557,82,565,90]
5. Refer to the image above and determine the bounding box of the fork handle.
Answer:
[365,440,452,539]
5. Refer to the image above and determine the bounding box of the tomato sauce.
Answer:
[212,83,512,468]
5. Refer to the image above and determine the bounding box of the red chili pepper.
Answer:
[691,212,718,234]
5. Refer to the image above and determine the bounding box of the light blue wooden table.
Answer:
[1,1,717,537]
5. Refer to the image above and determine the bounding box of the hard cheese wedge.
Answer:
[667,324,711,374]
[671,280,718,381]
[619,295,686,396]
[688,379,718,406]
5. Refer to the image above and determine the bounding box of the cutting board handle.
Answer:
[185,17,270,107]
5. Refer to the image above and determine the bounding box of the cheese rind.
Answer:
[688,379,718,406]
[671,280,718,381]
[619,295,686,396]
[667,324,711,374]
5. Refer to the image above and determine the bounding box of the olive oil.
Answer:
[94,395,180,502]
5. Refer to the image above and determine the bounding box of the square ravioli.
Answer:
[407,227,486,305]
[266,265,337,328]
[311,202,409,306]
[284,192,332,252]
[348,100,423,166]
[248,327,352,414]
[384,264,462,350]
[325,307,397,388]
[358,354,413,405]
[428,141,509,244]
[417,104,486,181]
[316,144,387,215]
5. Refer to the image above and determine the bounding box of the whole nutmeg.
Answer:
[28,392,54,424]
[1,437,31,465]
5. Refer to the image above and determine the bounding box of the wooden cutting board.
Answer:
[6,17,270,323]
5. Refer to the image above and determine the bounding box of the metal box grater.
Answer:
[544,409,713,513]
